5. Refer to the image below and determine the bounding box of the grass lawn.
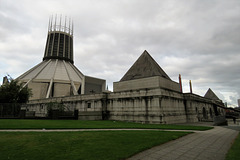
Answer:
[0,130,190,160]
[0,119,212,130]
[225,133,240,160]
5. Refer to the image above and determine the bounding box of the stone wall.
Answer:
[108,88,187,124]
[22,88,225,124]
[183,93,225,123]
[23,93,107,120]
[113,76,180,92]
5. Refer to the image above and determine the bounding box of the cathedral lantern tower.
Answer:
[17,16,106,100]
[43,16,74,63]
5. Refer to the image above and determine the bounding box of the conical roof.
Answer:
[120,50,171,81]
[17,59,84,99]
[18,59,84,83]
[204,88,220,100]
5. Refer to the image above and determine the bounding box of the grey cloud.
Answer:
[0,0,239,106]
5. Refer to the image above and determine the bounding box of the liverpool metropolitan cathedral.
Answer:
[17,18,225,124]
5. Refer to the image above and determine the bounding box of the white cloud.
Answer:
[0,0,239,106]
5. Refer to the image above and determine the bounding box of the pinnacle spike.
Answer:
[69,17,71,34]
[60,14,62,31]
[64,16,67,32]
[72,20,74,35]
[54,14,57,31]
[50,15,53,31]
[48,16,50,32]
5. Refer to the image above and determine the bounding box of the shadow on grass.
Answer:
[0,130,191,160]
[0,119,213,130]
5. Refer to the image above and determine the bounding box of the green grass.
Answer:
[0,130,190,160]
[225,133,240,160]
[0,119,213,130]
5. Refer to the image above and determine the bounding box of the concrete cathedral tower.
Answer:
[43,15,74,63]
[17,16,106,100]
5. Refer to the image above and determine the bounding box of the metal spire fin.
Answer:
[54,14,57,31]
[64,16,67,32]
[50,15,53,31]
[60,14,62,31]
[69,17,71,34]
[72,20,74,35]
[48,16,50,32]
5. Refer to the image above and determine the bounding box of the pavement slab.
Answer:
[127,126,239,160]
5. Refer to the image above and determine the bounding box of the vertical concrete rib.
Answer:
[68,62,84,79]
[68,62,84,94]
[21,59,52,88]
[68,35,70,59]
[57,32,60,57]
[18,61,46,80]
[46,59,58,98]
[63,60,78,95]
[50,32,55,57]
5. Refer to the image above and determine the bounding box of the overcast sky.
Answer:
[0,0,239,107]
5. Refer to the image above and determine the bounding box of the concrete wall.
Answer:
[183,93,225,123]
[108,88,187,124]
[113,76,180,92]
[27,76,106,100]
[54,83,71,97]
[28,82,49,100]
[23,93,107,119]
[28,81,74,100]
[22,88,225,124]
[84,76,106,94]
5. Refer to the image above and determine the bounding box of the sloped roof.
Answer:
[120,50,171,81]
[204,88,220,100]
[17,59,84,83]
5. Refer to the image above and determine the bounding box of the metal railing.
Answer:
[0,103,23,118]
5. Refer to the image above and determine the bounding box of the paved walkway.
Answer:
[127,126,239,160]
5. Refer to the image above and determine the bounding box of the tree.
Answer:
[0,77,32,103]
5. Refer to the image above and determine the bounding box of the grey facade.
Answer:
[21,50,226,124]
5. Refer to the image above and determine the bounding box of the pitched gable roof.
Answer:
[204,88,220,100]
[120,50,171,81]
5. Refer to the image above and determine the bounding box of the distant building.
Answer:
[204,88,223,104]
[224,102,228,108]
[238,99,240,107]
[2,76,9,85]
